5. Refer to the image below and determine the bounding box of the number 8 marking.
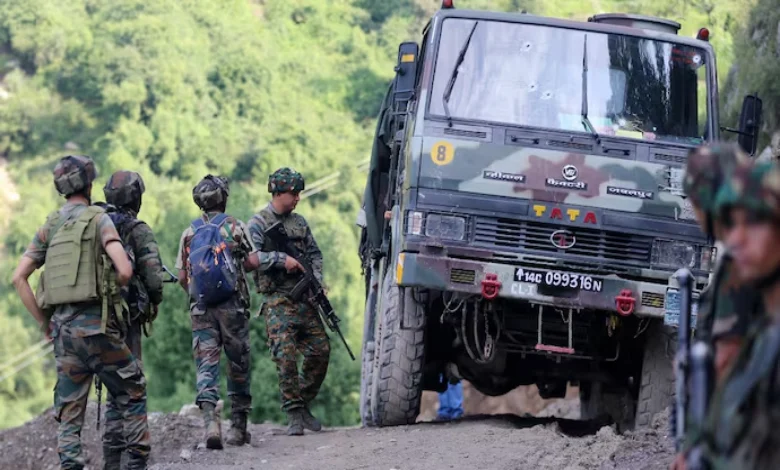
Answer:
[430,141,455,166]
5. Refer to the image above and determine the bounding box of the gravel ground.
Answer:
[0,397,674,470]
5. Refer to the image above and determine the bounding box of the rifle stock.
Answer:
[265,222,356,361]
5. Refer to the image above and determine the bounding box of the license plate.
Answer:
[663,288,699,329]
[514,267,603,293]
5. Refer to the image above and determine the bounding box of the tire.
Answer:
[367,269,427,426]
[635,320,676,428]
[360,268,379,427]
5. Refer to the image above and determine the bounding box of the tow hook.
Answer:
[615,289,636,316]
[481,273,501,300]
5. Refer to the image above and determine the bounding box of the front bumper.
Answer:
[395,252,698,318]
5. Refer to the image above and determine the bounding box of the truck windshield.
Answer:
[429,18,710,145]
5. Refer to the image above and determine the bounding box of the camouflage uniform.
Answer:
[696,160,780,469]
[24,156,149,470]
[247,167,330,435]
[175,175,255,448]
[682,143,756,343]
[99,171,164,469]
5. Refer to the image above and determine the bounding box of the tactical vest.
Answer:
[41,206,125,332]
[252,206,309,295]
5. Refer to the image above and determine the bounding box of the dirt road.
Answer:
[0,398,674,470]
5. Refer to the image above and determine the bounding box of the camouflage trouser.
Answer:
[190,298,252,414]
[103,320,144,468]
[53,325,149,470]
[263,293,331,411]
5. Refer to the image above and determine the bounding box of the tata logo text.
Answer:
[550,230,576,249]
[532,205,598,224]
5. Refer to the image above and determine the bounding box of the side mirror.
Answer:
[737,94,763,156]
[393,42,419,101]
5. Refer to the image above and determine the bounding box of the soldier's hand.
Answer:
[670,453,686,470]
[284,256,305,273]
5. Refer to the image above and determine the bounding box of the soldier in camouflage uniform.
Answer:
[175,175,257,449]
[672,144,762,470]
[246,167,330,436]
[687,159,780,469]
[11,155,149,470]
[100,171,164,469]
[682,143,760,377]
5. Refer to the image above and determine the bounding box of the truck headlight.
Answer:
[406,211,467,241]
[425,213,467,241]
[651,239,715,271]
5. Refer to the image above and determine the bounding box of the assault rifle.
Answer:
[264,221,356,361]
[673,268,712,470]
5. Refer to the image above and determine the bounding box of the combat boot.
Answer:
[301,405,322,432]
[225,412,251,446]
[201,402,223,450]
[286,408,304,436]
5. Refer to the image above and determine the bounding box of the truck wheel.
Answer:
[367,270,427,426]
[579,382,636,432]
[635,320,676,428]
[360,268,380,427]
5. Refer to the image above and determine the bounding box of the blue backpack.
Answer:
[187,213,238,307]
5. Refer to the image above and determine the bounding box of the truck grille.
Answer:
[474,217,652,267]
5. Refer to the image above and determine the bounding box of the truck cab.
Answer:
[357,3,762,430]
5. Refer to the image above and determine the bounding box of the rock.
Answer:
[180,449,192,461]
[179,404,200,417]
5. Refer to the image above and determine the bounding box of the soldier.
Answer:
[11,155,149,470]
[99,170,164,468]
[672,143,763,470]
[682,143,759,377]
[691,159,780,469]
[246,167,330,436]
[175,174,256,449]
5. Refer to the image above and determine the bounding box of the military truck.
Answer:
[356,1,763,431]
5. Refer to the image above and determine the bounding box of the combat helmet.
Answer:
[53,155,98,197]
[104,170,146,213]
[193,174,230,210]
[683,142,749,213]
[268,167,305,194]
[713,160,780,222]
[683,142,749,237]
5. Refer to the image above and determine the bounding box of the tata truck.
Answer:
[356,2,763,431]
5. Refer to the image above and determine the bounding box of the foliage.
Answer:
[0,0,759,430]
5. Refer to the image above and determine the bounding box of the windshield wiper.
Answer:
[580,34,601,144]
[442,21,479,128]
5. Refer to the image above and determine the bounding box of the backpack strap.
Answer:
[191,217,206,230]
[209,212,229,227]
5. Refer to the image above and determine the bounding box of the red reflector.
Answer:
[442,0,454,8]
[697,28,710,41]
